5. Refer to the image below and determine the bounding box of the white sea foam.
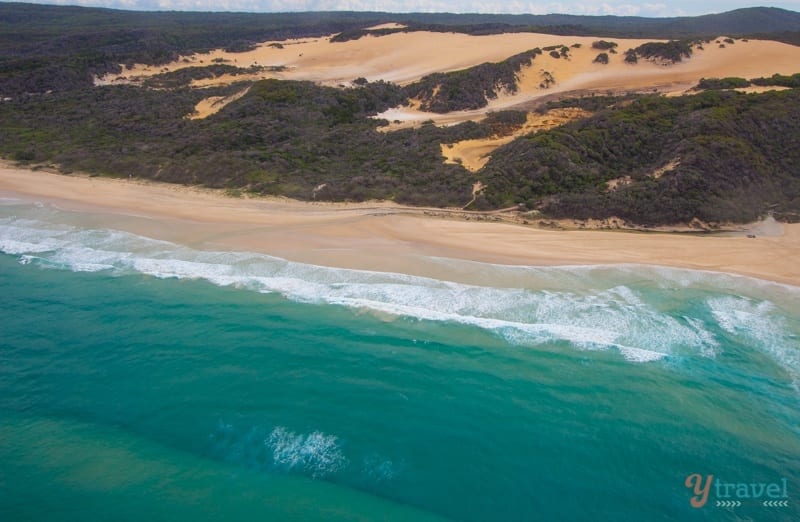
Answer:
[267,427,347,478]
[616,345,669,363]
[708,296,800,389]
[207,421,407,482]
[683,316,720,358]
[208,421,347,479]
[3,208,798,369]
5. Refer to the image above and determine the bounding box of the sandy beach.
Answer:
[14,25,800,284]
[2,163,798,286]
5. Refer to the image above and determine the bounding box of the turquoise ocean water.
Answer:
[1,198,798,521]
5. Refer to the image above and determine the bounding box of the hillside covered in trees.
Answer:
[2,3,800,226]
[479,90,800,224]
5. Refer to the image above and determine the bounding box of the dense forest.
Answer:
[402,49,543,113]
[695,73,800,90]
[479,89,800,224]
[3,79,799,223]
[2,3,800,225]
[0,79,485,206]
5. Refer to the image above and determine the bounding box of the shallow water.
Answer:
[1,199,798,521]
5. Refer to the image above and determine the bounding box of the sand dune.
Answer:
[101,32,618,88]
[97,30,800,127]
[376,36,800,126]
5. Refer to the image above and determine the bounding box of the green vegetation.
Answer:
[402,49,541,113]
[593,53,609,64]
[3,3,800,225]
[592,40,618,50]
[0,4,403,96]
[626,41,693,64]
[540,44,571,60]
[3,3,799,97]
[4,80,799,224]
[330,27,406,42]
[539,71,556,89]
[478,90,800,224]
[482,110,528,135]
[544,93,647,112]
[142,65,266,89]
[695,74,800,90]
[0,79,485,206]
[696,77,751,90]
[751,73,800,88]
[746,31,800,46]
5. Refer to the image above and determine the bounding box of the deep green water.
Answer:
[1,199,799,521]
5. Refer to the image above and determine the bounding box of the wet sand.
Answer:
[2,164,798,286]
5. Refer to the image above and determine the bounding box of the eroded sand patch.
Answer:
[441,108,592,172]
[188,86,251,120]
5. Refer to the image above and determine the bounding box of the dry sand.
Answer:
[188,86,251,120]
[377,36,800,127]
[2,164,798,287]
[96,30,800,127]
[441,108,591,171]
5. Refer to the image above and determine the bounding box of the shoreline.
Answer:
[2,163,799,287]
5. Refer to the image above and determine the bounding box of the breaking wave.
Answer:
[1,202,798,376]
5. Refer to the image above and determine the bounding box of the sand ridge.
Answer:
[377,36,800,127]
[96,30,800,128]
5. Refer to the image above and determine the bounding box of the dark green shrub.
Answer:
[696,77,750,90]
[592,40,618,50]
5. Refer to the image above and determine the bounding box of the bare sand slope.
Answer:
[441,108,591,171]
[99,31,800,93]
[378,37,800,126]
[96,31,800,127]
[3,165,799,286]
[188,86,251,120]
[101,32,638,88]
[520,37,800,96]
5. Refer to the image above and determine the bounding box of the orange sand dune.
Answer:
[97,30,800,127]
[375,36,800,127]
